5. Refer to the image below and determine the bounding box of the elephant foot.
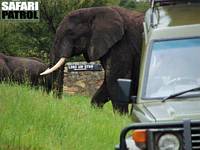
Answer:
[112,102,129,115]
[91,98,108,108]
[91,81,110,108]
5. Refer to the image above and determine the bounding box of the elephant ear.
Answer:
[87,8,124,61]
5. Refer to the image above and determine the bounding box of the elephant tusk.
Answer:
[40,58,66,75]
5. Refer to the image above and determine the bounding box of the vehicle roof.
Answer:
[144,3,200,42]
[157,3,200,28]
[151,24,200,40]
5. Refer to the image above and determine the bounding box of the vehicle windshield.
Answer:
[144,37,200,99]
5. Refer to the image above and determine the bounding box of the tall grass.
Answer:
[0,83,130,150]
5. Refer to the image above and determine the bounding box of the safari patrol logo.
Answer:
[1,0,39,21]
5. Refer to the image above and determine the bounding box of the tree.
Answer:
[0,0,148,61]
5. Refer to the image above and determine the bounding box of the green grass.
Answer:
[0,83,131,150]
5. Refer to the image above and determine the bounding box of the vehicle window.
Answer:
[144,38,200,99]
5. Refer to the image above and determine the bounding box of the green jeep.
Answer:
[116,0,200,150]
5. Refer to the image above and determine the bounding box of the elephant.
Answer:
[0,56,11,82]
[0,53,52,92]
[41,6,144,113]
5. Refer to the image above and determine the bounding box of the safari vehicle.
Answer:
[116,0,200,149]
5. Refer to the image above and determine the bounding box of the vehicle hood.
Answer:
[144,100,200,122]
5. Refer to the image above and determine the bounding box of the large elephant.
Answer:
[0,53,51,92]
[41,6,144,113]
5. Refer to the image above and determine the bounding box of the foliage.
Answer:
[119,0,136,9]
[0,83,130,150]
[134,1,149,12]
[0,22,18,55]
[0,0,149,62]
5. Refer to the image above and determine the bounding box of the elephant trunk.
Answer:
[54,65,65,98]
[41,30,73,98]
[43,74,53,94]
[46,52,68,98]
[40,57,66,98]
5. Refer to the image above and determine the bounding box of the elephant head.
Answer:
[41,7,126,98]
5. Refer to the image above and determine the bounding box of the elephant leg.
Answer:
[0,63,11,82]
[31,75,39,89]
[112,102,129,114]
[103,45,139,114]
[106,77,129,114]
[91,81,110,108]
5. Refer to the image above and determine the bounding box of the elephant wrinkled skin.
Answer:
[0,53,51,92]
[45,6,144,113]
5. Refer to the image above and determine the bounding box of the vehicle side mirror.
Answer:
[117,79,132,104]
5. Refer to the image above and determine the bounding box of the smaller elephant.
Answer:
[0,53,51,92]
[0,57,11,82]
